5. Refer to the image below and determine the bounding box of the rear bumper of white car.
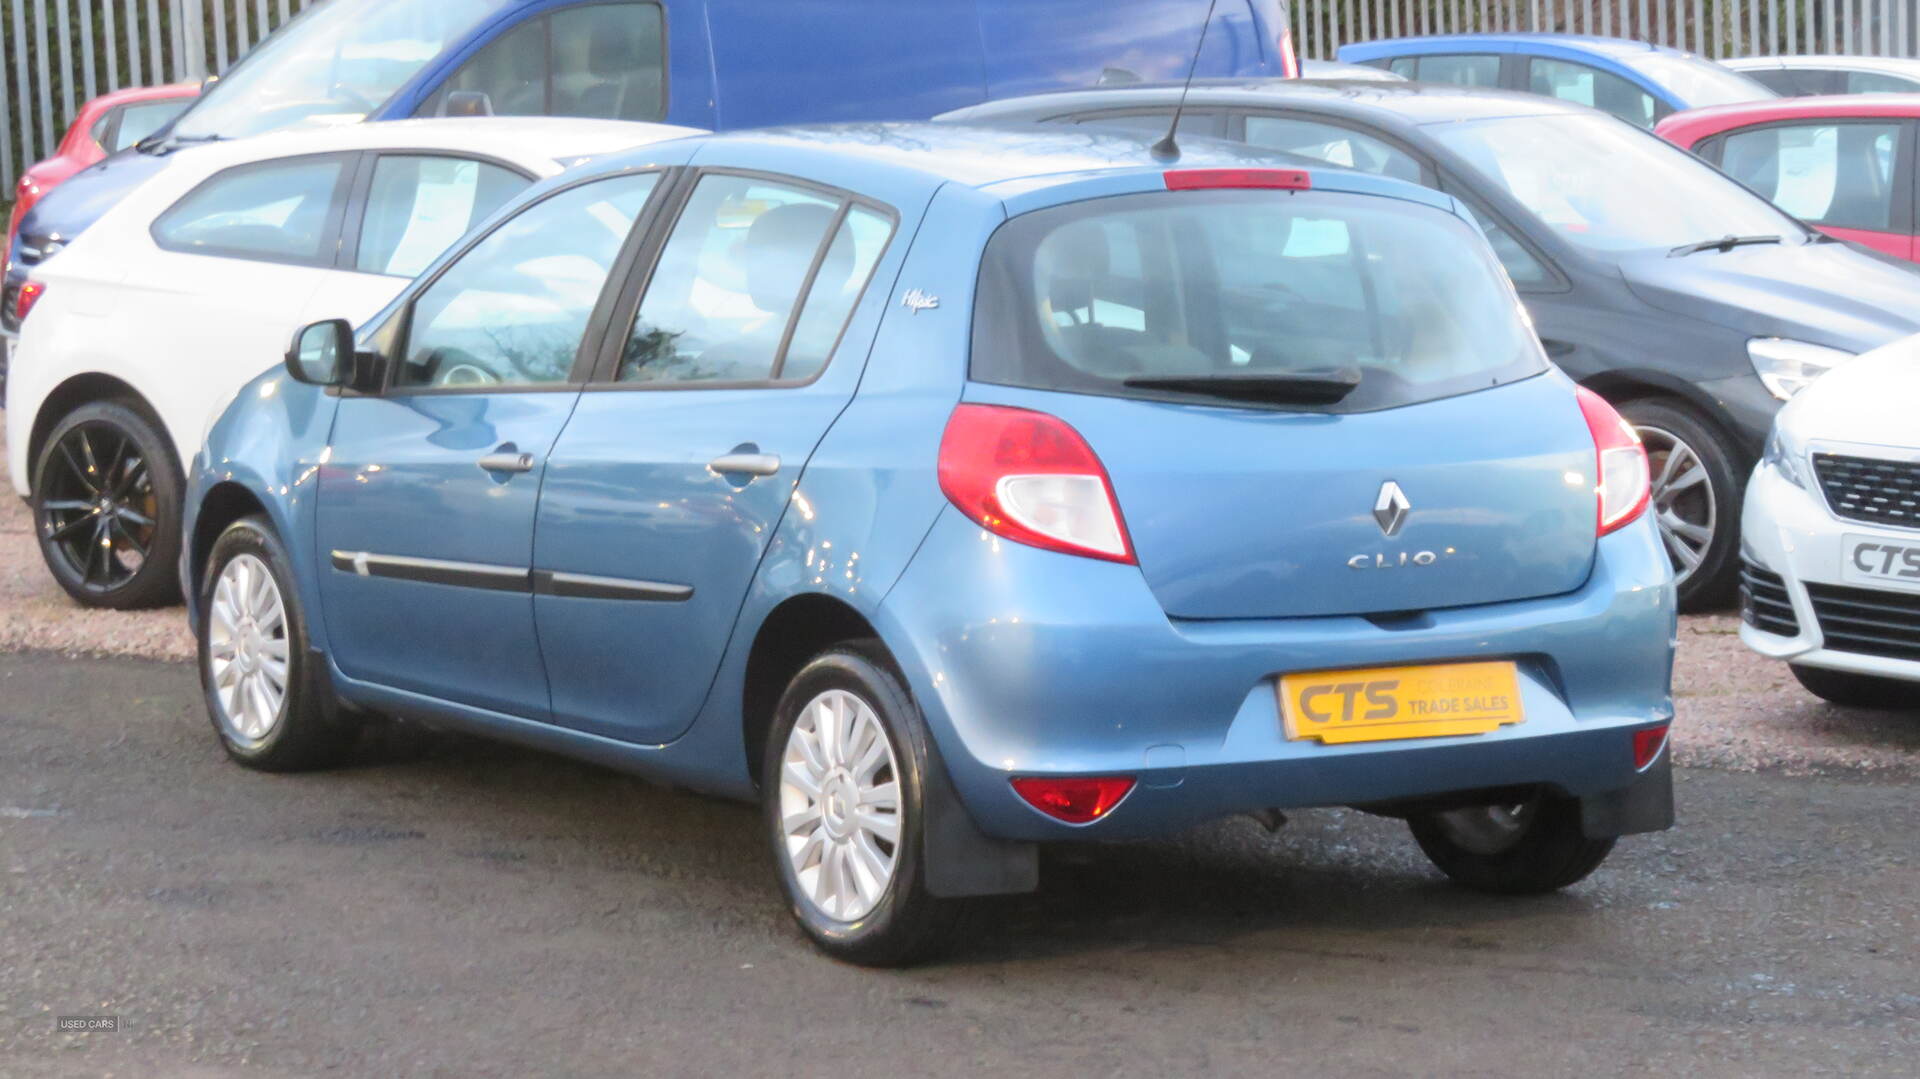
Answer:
[1740,457,1920,683]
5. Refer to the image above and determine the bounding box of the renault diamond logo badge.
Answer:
[1374,481,1410,537]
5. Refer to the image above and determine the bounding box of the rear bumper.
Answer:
[878,509,1677,842]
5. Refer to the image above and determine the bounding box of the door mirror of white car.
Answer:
[285,319,355,387]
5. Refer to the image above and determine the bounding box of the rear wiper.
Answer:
[1667,234,1783,257]
[1123,368,1362,405]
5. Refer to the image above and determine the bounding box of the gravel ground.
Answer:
[0,407,1913,775]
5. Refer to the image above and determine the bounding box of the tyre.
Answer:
[198,516,358,771]
[762,642,966,966]
[1617,398,1744,612]
[1409,795,1616,895]
[1790,664,1920,710]
[31,399,184,609]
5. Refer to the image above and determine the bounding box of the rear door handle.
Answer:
[478,452,536,474]
[708,452,781,478]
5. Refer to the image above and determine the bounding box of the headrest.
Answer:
[743,203,845,313]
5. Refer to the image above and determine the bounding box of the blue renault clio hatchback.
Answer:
[183,124,1676,965]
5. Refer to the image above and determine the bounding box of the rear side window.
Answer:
[1529,58,1657,129]
[423,1,666,121]
[152,156,350,264]
[972,189,1547,414]
[1720,122,1904,232]
[619,175,893,384]
[355,155,528,277]
[1414,55,1502,87]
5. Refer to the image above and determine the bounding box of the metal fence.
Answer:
[3,1,1919,189]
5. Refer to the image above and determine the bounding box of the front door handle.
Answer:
[478,451,536,474]
[709,452,781,478]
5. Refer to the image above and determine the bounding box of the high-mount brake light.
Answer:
[1011,776,1136,824]
[1164,168,1311,191]
[15,280,45,323]
[937,404,1135,564]
[1575,386,1652,537]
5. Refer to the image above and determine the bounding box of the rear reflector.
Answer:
[1011,776,1136,824]
[938,404,1134,563]
[1575,386,1651,537]
[14,280,44,323]
[1632,724,1670,770]
[1164,168,1311,191]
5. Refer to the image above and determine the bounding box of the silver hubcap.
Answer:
[1438,802,1536,856]
[778,689,902,922]
[1637,425,1716,585]
[206,554,291,744]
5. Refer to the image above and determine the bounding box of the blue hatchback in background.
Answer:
[5,0,1298,334]
[183,123,1675,965]
[1339,33,1772,128]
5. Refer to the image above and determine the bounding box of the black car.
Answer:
[942,80,1920,609]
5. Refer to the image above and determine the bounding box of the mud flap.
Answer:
[921,739,1039,898]
[1579,750,1675,838]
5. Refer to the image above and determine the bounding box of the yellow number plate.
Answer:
[1278,661,1524,745]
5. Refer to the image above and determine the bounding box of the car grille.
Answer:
[1740,562,1799,637]
[1805,581,1920,663]
[1813,453,1920,530]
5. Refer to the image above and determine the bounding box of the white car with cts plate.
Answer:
[1741,332,1920,708]
[5,117,695,610]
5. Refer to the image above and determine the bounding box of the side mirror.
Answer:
[285,319,354,387]
[443,90,495,118]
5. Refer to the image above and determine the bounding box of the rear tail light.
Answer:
[1632,723,1670,770]
[15,280,45,323]
[1278,24,1299,78]
[937,404,1134,564]
[1011,776,1136,824]
[1575,387,1650,537]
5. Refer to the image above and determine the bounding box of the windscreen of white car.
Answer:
[972,188,1547,413]
[1428,114,1810,254]
[168,0,513,143]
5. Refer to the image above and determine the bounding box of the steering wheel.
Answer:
[439,363,501,388]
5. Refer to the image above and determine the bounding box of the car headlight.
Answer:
[1761,425,1810,491]
[1747,338,1855,401]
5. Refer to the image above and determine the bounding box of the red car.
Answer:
[7,83,198,247]
[1657,96,1920,262]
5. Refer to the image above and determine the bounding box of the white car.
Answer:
[1723,54,1920,96]
[1741,333,1920,708]
[5,117,695,609]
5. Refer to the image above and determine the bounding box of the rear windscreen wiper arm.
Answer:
[1123,368,1362,405]
[1668,234,1783,257]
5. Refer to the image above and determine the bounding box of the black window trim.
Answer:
[334,148,539,277]
[149,150,360,270]
[1700,115,1918,238]
[418,0,672,123]
[357,164,680,399]
[580,165,901,393]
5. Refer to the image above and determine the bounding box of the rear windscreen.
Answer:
[972,189,1549,413]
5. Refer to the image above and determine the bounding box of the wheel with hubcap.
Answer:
[31,400,184,609]
[199,516,358,771]
[1409,794,1615,894]
[764,643,965,966]
[1617,399,1743,612]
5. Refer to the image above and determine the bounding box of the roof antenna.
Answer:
[1151,0,1223,162]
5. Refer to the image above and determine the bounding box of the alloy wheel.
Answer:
[1636,424,1716,587]
[37,422,159,594]
[778,688,903,922]
[206,554,292,745]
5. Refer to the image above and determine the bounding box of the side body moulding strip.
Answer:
[329,552,692,602]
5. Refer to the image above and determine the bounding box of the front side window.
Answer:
[973,189,1547,414]
[424,2,666,122]
[1529,58,1657,129]
[152,156,349,263]
[394,172,660,390]
[619,175,891,384]
[355,156,528,278]
[1243,115,1424,183]
[1429,113,1807,253]
[1720,122,1904,233]
[1416,55,1502,87]
[172,0,512,141]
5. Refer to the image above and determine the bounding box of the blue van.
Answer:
[4,0,1298,334]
